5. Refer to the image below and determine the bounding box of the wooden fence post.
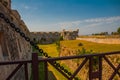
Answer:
[89,57,93,80]
[89,56,102,80]
[32,53,39,80]
[44,61,48,80]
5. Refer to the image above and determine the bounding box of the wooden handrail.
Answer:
[0,51,120,80]
[0,60,31,65]
[0,51,120,65]
[38,51,120,62]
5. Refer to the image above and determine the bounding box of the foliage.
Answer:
[38,62,45,80]
[30,62,45,80]
[92,32,108,35]
[111,27,120,35]
[75,48,93,67]
[111,32,119,35]
[55,36,64,54]
[117,27,120,34]
[77,47,93,55]
[92,56,99,71]
[76,48,99,72]
[56,40,60,51]
[78,42,83,46]
[59,36,63,41]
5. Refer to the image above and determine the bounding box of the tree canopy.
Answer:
[117,27,120,34]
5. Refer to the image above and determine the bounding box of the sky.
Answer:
[11,0,120,35]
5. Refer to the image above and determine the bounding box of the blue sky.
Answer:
[12,0,120,35]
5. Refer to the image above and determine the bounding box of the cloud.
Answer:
[84,16,120,23]
[21,4,38,10]
[36,16,120,29]
[20,4,29,10]
[24,6,30,9]
[56,16,120,29]
[54,21,81,30]
[28,16,120,34]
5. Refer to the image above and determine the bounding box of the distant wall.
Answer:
[31,32,61,44]
[30,29,79,44]
[76,38,120,44]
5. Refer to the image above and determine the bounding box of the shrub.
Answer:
[117,27,120,34]
[59,36,63,41]
[77,48,93,55]
[78,43,83,46]
[56,41,61,53]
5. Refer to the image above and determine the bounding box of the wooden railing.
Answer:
[0,51,120,80]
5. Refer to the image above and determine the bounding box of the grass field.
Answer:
[39,40,120,55]
[61,40,120,53]
[39,44,59,57]
[39,44,67,80]
[38,40,120,80]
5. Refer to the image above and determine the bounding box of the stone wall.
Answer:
[31,32,61,44]
[0,0,32,80]
[61,29,79,40]
[31,29,79,44]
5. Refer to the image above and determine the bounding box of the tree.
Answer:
[117,27,120,34]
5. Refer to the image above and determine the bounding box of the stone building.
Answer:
[61,29,79,40]
[0,0,32,80]
[31,29,79,44]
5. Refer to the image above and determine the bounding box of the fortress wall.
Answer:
[31,29,79,44]
[31,32,61,44]
[0,0,32,80]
